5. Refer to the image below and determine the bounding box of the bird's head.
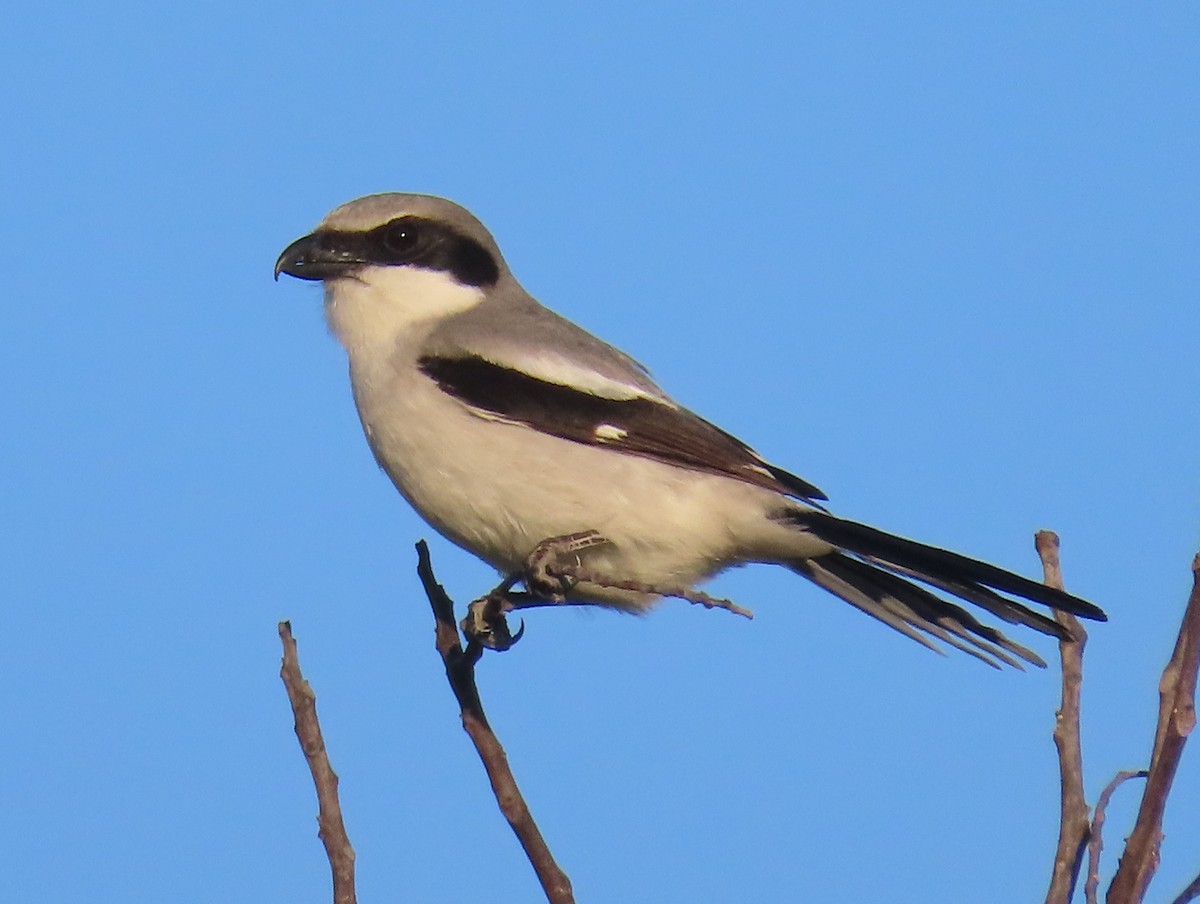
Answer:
[275,193,509,348]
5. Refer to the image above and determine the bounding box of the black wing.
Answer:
[418,354,827,503]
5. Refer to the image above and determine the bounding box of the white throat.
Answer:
[323,266,486,355]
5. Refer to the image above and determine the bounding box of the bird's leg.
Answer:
[460,530,753,650]
[524,529,755,619]
[523,529,612,601]
[461,531,612,651]
[561,570,756,620]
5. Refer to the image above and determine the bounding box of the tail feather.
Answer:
[796,557,948,657]
[782,510,1105,668]
[876,563,1066,638]
[803,553,1040,669]
[820,553,1046,668]
[809,557,1011,667]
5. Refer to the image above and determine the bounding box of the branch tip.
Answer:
[1108,550,1200,902]
[277,622,358,904]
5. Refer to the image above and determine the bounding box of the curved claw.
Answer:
[461,604,526,653]
[486,617,526,653]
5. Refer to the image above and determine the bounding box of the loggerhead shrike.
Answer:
[275,193,1105,668]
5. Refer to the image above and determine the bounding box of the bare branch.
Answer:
[1039,530,1091,904]
[415,541,575,904]
[1084,770,1147,904]
[278,621,357,904]
[1169,868,1200,904]
[1108,554,1200,903]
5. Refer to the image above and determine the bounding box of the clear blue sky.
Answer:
[3,3,1197,902]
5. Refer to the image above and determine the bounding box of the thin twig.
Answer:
[1038,531,1091,904]
[278,621,357,904]
[1085,770,1147,904]
[1169,868,1200,904]
[415,541,575,904]
[1108,554,1200,903]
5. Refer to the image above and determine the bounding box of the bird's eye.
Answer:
[382,220,422,256]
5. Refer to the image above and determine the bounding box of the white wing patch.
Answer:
[593,424,629,442]
[515,351,675,405]
[463,406,526,427]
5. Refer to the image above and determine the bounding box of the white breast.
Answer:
[322,267,824,609]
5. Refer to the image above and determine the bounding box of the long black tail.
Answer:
[783,510,1106,670]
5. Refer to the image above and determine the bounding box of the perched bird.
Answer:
[275,193,1105,668]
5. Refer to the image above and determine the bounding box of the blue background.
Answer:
[3,3,1197,901]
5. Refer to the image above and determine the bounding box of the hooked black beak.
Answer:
[274,231,366,282]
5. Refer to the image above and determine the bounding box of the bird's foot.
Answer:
[461,531,611,650]
[461,590,526,652]
[522,530,754,619]
[460,530,752,651]
[523,530,612,601]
